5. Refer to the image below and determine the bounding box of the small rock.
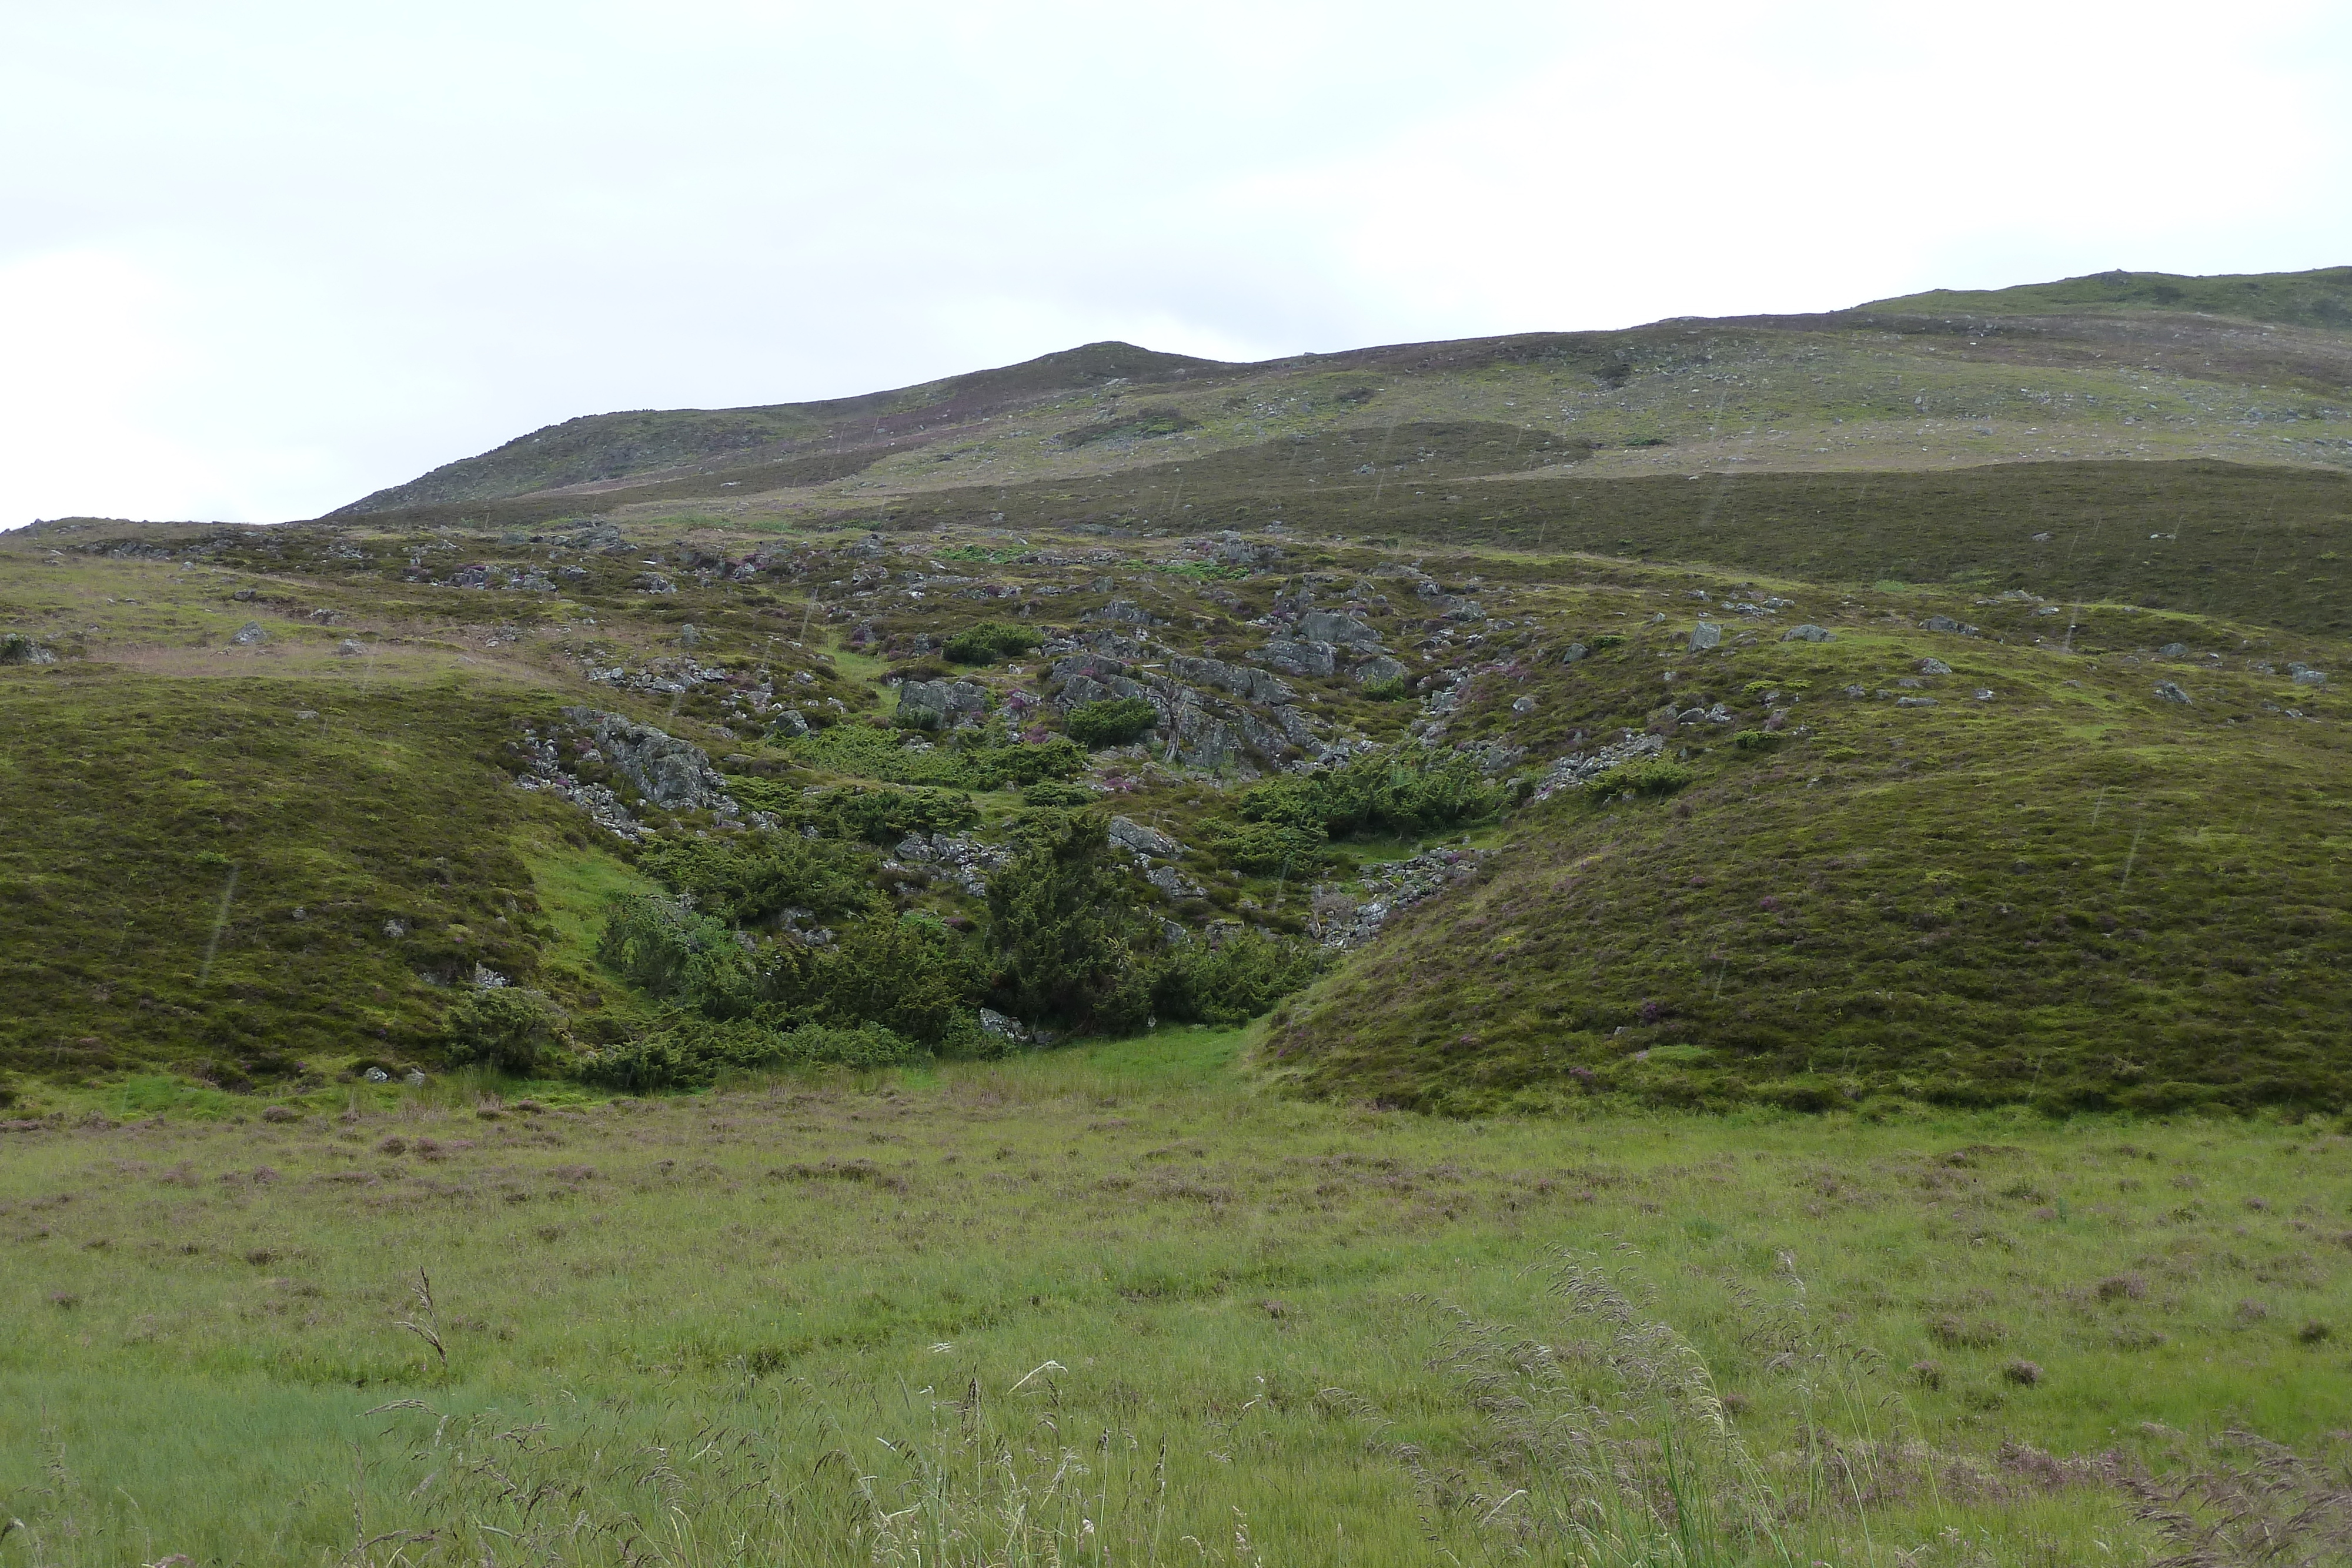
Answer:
[363,1067,390,1082]
[1354,654,1407,686]
[1780,624,1835,643]
[230,621,268,646]
[1896,696,1938,708]
[1918,657,1953,676]
[1688,621,1723,651]
[2153,681,2193,705]
[1511,695,1537,714]
[2030,531,2053,542]
[769,710,809,738]
[403,1069,427,1087]
[978,1008,1028,1044]
[336,638,364,657]
[1920,616,1979,636]
[2290,667,2327,687]
[1109,816,1180,858]
[678,623,700,648]
[2159,641,2189,658]
[232,587,258,601]
[1559,641,1589,664]
[1843,684,1867,698]
[382,919,407,938]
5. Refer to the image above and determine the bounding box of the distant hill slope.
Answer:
[1865,265,2352,330]
[329,268,2351,535]
[332,342,1229,515]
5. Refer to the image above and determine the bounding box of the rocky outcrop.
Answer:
[1167,654,1292,706]
[561,707,731,810]
[1528,732,1666,803]
[897,678,989,729]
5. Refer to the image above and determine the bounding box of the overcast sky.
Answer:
[4,0,2347,527]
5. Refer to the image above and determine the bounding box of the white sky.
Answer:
[3,0,2347,526]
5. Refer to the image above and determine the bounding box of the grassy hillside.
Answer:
[1867,265,2352,330]
[328,266,2352,536]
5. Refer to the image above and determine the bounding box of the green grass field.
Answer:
[5,1039,2350,1567]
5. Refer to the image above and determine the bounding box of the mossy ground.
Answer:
[4,1044,2349,1566]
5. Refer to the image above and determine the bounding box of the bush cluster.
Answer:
[1064,698,1158,748]
[944,621,1041,665]
[578,810,1325,1088]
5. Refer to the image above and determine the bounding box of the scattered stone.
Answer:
[403,1069,427,1087]
[2289,665,2327,687]
[383,919,407,938]
[1688,621,1723,651]
[769,710,809,738]
[629,573,676,593]
[1354,655,1407,686]
[1919,657,1953,676]
[678,623,701,648]
[363,1067,390,1082]
[1559,641,1588,664]
[1511,694,1538,714]
[1920,616,1980,636]
[1529,731,1666,803]
[2159,641,2189,658]
[1780,624,1834,643]
[1315,845,1494,948]
[1896,696,1938,707]
[232,587,258,601]
[472,964,509,989]
[2153,681,2194,705]
[1843,684,1866,698]
[1084,599,1155,626]
[230,621,268,646]
[1257,638,1337,677]
[335,638,364,657]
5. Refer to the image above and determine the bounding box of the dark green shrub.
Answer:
[984,810,1156,1032]
[1064,698,1158,748]
[763,724,1082,790]
[1361,676,1409,701]
[577,1017,921,1091]
[814,785,980,844]
[442,987,558,1074]
[596,895,760,1015]
[1153,932,1326,1025]
[1020,780,1096,808]
[1731,729,1783,752]
[770,914,985,1045]
[1200,818,1328,875]
[967,737,1086,787]
[1583,760,1693,800]
[1233,753,1498,840]
[944,621,1041,664]
[641,832,879,924]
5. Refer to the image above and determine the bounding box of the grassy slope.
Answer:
[1269,587,2352,1112]
[1866,265,2352,330]
[3,1052,2348,1566]
[322,266,2352,540]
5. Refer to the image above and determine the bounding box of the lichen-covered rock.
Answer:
[1258,639,1337,677]
[1298,610,1379,646]
[1167,654,1292,706]
[1355,656,1406,686]
[230,620,269,646]
[1109,815,1180,858]
[897,678,989,729]
[563,707,727,809]
[1782,624,1834,643]
[1688,621,1722,651]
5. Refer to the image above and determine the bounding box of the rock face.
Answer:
[565,707,729,808]
[1298,610,1379,646]
[897,679,988,729]
[1781,624,1834,643]
[1108,816,1180,858]
[1258,639,1337,677]
[1166,654,1292,706]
